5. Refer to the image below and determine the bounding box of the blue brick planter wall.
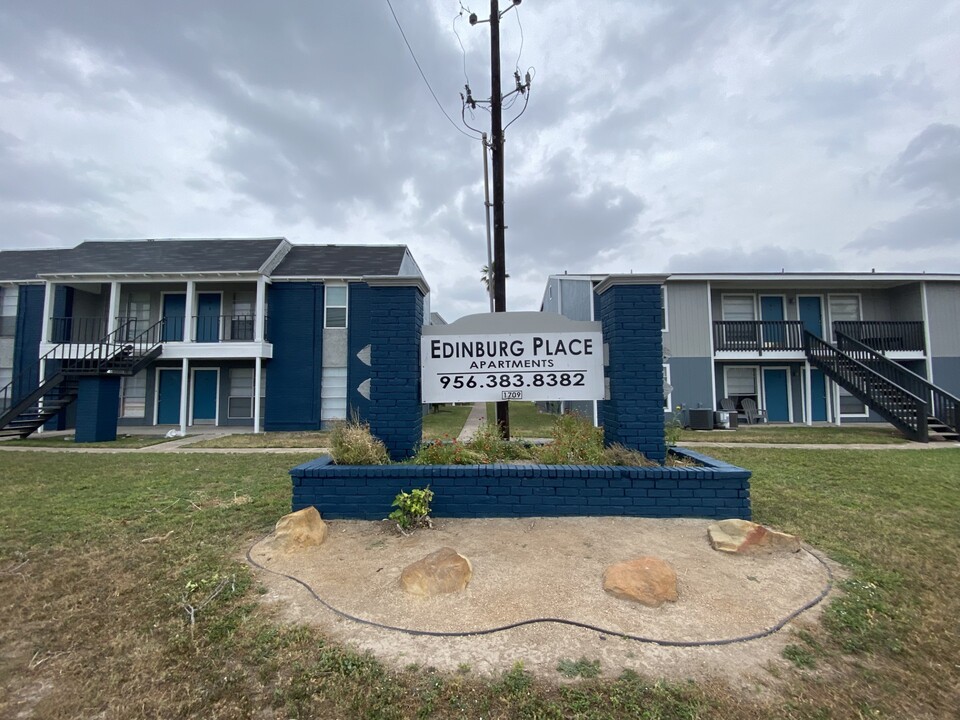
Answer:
[597,278,667,464]
[290,448,750,520]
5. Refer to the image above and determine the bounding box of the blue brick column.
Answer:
[365,277,427,460]
[75,376,122,442]
[596,275,668,464]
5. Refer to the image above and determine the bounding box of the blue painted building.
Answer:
[0,238,431,441]
[543,272,960,442]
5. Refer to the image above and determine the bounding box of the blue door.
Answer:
[196,293,221,342]
[760,296,785,346]
[810,368,827,422]
[762,368,790,422]
[162,294,186,342]
[192,370,218,423]
[157,369,182,424]
[798,296,823,337]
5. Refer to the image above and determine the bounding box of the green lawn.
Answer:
[1,448,957,718]
[421,404,472,440]
[0,433,178,448]
[680,424,910,444]
[485,401,557,438]
[186,431,331,448]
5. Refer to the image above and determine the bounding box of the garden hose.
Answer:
[245,536,834,648]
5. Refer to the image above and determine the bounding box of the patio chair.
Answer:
[719,397,737,413]
[740,397,767,425]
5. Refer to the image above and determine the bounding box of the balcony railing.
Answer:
[713,321,805,354]
[192,314,258,342]
[832,321,925,353]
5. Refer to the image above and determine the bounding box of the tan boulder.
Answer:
[602,556,678,608]
[707,519,800,554]
[264,507,328,553]
[400,547,472,596]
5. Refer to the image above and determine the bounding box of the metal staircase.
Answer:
[804,331,959,443]
[0,319,164,440]
[835,332,959,442]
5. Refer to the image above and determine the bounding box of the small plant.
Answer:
[388,486,434,533]
[556,656,601,678]
[537,412,605,465]
[782,643,816,669]
[329,420,389,465]
[665,405,684,446]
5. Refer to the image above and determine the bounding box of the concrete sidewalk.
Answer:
[456,402,489,442]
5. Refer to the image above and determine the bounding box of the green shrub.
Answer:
[412,438,484,465]
[389,486,434,532]
[468,422,537,463]
[665,405,683,446]
[328,421,389,465]
[536,412,606,465]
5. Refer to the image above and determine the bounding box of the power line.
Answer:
[384,0,480,140]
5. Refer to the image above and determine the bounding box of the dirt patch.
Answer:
[249,517,836,684]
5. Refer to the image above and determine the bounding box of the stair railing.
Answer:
[804,331,929,441]
[837,331,958,436]
[1,318,166,424]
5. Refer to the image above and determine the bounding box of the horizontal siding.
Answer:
[926,283,960,356]
[664,282,711,358]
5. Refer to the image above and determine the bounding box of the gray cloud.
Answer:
[667,245,839,273]
[881,123,960,198]
[853,202,960,250]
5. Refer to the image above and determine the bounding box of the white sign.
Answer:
[421,312,604,404]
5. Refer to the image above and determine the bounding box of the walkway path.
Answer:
[456,402,488,442]
[680,441,958,450]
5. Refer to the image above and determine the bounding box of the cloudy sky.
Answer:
[1,1,958,318]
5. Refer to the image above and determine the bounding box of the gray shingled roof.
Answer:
[272,245,407,277]
[0,249,72,281]
[50,238,286,274]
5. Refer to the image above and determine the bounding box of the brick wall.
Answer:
[366,283,424,460]
[290,448,750,520]
[598,281,666,463]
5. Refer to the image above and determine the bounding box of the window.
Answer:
[829,294,861,339]
[661,286,668,332]
[320,367,347,421]
[721,295,758,347]
[725,366,758,411]
[124,292,151,340]
[0,287,17,337]
[119,371,147,418]
[324,285,347,328]
[227,368,266,419]
[663,363,672,409]
[838,387,867,416]
[230,291,255,341]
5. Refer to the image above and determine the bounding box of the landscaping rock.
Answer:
[400,547,472,596]
[707,519,800,554]
[264,507,328,553]
[602,556,678,607]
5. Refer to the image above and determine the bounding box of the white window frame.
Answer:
[827,293,863,341]
[119,371,148,419]
[723,365,760,410]
[661,285,668,332]
[324,284,348,329]
[836,385,869,419]
[721,293,758,320]
[0,286,18,337]
[663,362,672,410]
[227,367,266,420]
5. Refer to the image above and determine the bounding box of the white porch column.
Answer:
[834,383,842,426]
[36,359,47,434]
[40,282,54,343]
[253,356,262,434]
[804,361,813,425]
[184,281,196,342]
[107,281,121,335]
[255,277,267,342]
[179,358,190,435]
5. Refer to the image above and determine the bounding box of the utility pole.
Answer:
[489,0,509,438]
[469,0,529,439]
